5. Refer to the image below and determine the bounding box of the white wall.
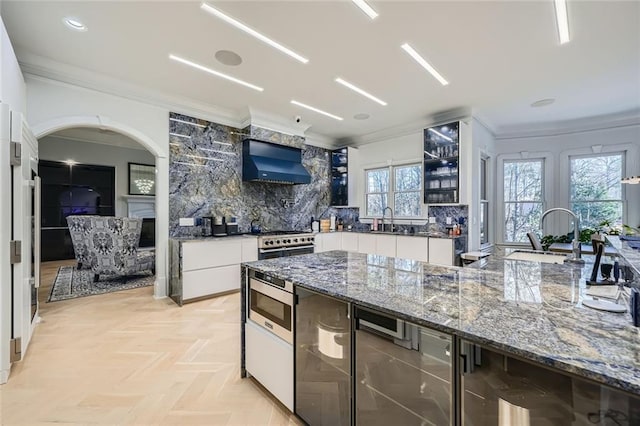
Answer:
[25,75,170,298]
[0,16,25,114]
[494,123,640,242]
[39,136,155,217]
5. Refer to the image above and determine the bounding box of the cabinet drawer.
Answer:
[182,264,240,300]
[341,233,359,252]
[396,236,428,262]
[182,239,242,271]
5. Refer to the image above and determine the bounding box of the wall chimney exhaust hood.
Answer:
[242,139,311,184]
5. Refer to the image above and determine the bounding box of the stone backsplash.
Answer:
[169,113,335,237]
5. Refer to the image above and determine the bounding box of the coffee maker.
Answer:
[212,216,227,236]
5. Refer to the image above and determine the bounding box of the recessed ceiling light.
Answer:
[401,43,449,86]
[291,100,343,121]
[554,0,570,44]
[200,3,309,64]
[215,50,243,66]
[531,98,555,107]
[351,0,378,19]
[169,54,264,92]
[63,17,87,32]
[335,78,387,106]
[354,113,370,120]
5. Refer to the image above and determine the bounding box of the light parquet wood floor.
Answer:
[1,260,302,425]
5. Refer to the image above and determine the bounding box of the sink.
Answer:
[505,250,567,264]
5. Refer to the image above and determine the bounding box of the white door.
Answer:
[1,109,40,384]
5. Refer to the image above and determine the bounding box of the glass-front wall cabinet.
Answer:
[331,148,349,206]
[424,121,459,204]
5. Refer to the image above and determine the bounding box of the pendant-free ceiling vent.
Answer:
[242,139,311,185]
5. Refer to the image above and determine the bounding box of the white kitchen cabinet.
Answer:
[357,233,377,254]
[241,238,258,262]
[178,236,256,303]
[341,233,359,252]
[315,232,342,253]
[428,238,455,266]
[396,236,429,263]
[375,234,397,257]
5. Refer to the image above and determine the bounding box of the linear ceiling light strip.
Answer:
[351,0,378,19]
[169,54,264,92]
[291,100,343,121]
[554,0,570,44]
[335,77,387,106]
[401,43,449,86]
[200,3,309,64]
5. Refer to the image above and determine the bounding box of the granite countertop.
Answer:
[243,248,640,395]
[320,230,464,239]
[170,234,258,242]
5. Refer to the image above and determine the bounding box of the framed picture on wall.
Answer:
[128,163,155,196]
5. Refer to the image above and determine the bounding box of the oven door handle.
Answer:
[259,245,314,253]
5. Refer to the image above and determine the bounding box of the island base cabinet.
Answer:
[461,342,640,425]
[295,287,351,426]
[355,307,452,425]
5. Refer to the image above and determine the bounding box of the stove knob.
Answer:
[309,237,314,242]
[293,238,298,243]
[285,239,291,243]
[265,240,271,245]
[276,240,281,244]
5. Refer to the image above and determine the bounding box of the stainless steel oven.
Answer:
[248,269,294,344]
[258,245,315,259]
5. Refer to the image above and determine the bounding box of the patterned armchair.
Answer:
[66,215,155,282]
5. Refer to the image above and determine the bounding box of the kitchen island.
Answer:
[241,248,640,425]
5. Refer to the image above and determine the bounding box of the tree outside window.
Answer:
[570,153,623,230]
[503,160,544,243]
[366,168,389,217]
[365,164,421,218]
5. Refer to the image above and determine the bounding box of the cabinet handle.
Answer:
[460,354,468,374]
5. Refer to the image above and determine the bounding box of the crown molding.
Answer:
[17,49,245,129]
[342,106,474,146]
[494,108,640,140]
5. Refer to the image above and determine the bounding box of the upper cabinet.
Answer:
[330,147,358,207]
[423,121,459,204]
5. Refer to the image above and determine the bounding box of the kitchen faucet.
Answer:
[382,207,394,233]
[540,207,584,264]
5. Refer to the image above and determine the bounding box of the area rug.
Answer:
[48,266,154,302]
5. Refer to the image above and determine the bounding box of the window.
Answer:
[570,153,623,229]
[480,157,489,245]
[503,160,544,243]
[394,165,421,217]
[365,164,421,218]
[366,168,389,217]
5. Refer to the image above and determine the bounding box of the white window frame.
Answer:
[480,155,491,247]
[364,162,423,219]
[497,153,553,245]
[569,151,625,228]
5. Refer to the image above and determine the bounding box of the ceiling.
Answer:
[2,1,639,143]
[44,127,149,151]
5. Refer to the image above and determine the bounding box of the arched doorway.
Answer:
[32,115,168,299]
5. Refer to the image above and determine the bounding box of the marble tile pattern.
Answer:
[169,113,332,237]
[428,205,469,235]
[242,248,640,394]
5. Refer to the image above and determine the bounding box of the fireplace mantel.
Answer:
[121,195,155,218]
